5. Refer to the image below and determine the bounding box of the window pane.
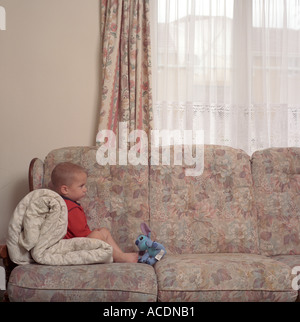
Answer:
[156,0,234,103]
[253,0,300,30]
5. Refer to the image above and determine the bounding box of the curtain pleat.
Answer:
[99,0,153,139]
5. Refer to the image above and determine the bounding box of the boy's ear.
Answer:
[60,185,68,195]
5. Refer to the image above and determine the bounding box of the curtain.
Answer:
[99,0,153,139]
[150,0,300,155]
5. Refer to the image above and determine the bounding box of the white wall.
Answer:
[0,0,101,243]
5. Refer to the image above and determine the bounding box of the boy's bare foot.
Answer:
[114,252,139,263]
[126,252,139,263]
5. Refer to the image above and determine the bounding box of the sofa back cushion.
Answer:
[149,145,259,254]
[41,146,149,252]
[252,148,300,256]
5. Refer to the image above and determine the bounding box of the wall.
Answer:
[0,0,101,244]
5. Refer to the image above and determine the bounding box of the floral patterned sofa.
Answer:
[3,145,300,301]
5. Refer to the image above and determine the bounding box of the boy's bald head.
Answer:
[51,162,87,192]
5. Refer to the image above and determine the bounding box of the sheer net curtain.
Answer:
[150,0,300,154]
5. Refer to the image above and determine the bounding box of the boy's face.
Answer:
[64,171,87,201]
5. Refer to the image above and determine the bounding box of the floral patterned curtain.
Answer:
[99,0,153,139]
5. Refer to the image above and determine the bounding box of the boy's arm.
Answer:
[66,207,92,238]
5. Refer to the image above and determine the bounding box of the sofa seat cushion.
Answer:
[155,253,297,302]
[271,255,300,297]
[8,263,157,302]
[271,255,300,269]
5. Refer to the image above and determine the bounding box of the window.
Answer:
[151,0,300,153]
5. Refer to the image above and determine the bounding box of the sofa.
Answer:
[2,144,300,302]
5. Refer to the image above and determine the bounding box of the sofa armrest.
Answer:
[29,158,44,191]
[0,245,17,302]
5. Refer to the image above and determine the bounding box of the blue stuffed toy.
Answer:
[135,223,166,266]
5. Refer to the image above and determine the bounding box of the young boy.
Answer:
[51,162,138,263]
